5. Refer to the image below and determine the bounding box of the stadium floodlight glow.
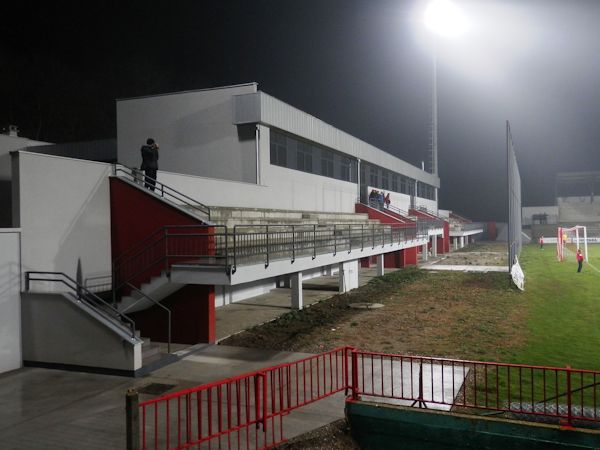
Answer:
[424,0,469,38]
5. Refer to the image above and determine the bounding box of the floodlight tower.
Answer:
[423,0,468,176]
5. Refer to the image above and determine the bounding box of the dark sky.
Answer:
[2,0,600,221]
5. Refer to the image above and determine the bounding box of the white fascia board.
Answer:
[449,229,484,237]
[171,238,428,286]
[428,228,444,237]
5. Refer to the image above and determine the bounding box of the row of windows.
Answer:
[360,163,436,200]
[270,130,358,182]
[270,129,436,200]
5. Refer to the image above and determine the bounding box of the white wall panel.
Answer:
[0,230,21,373]
[16,152,112,284]
[117,83,258,184]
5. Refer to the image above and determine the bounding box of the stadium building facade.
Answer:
[1,83,470,376]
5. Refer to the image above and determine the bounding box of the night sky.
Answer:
[3,0,600,221]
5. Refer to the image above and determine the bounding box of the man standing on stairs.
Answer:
[140,138,159,191]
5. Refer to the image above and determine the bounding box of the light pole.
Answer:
[423,0,468,177]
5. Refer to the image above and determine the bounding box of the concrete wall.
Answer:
[13,151,112,285]
[346,401,600,449]
[0,230,22,374]
[522,206,559,226]
[21,293,140,372]
[117,83,258,184]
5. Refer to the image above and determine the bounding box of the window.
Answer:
[381,170,389,190]
[270,131,287,167]
[296,141,313,173]
[369,166,378,187]
[392,174,398,192]
[339,156,351,181]
[321,149,334,177]
[400,176,407,194]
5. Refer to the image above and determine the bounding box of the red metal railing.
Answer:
[138,347,350,450]
[350,350,600,428]
[136,348,600,449]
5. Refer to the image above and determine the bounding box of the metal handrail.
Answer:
[114,165,211,221]
[112,222,430,297]
[25,271,136,338]
[122,283,172,354]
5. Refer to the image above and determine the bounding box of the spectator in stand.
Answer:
[378,191,384,210]
[539,235,544,249]
[577,248,584,272]
[369,189,377,206]
[384,193,391,209]
[140,138,159,191]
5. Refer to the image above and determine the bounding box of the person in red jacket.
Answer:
[576,248,584,272]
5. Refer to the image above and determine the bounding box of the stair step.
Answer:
[142,342,161,360]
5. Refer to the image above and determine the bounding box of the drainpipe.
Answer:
[356,158,361,203]
[255,124,261,185]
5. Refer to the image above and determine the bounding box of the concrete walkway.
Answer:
[0,266,396,449]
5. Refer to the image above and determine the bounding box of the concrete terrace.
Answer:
[0,267,398,449]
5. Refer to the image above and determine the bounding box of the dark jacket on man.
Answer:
[140,145,159,170]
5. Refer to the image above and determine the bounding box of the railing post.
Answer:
[361,224,364,251]
[265,226,270,268]
[126,388,140,450]
[291,225,295,263]
[333,225,337,256]
[348,224,351,253]
[351,350,359,400]
[566,365,573,428]
[312,225,317,260]
[372,225,375,249]
[233,226,237,273]
[25,272,30,292]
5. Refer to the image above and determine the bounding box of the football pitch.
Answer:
[515,243,600,370]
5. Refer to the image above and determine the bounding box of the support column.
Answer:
[376,254,385,276]
[432,235,438,257]
[453,237,458,250]
[291,271,303,310]
[460,236,465,248]
[339,260,359,293]
[422,243,428,261]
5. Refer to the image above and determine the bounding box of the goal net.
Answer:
[557,225,588,262]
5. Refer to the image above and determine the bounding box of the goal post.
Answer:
[557,225,588,262]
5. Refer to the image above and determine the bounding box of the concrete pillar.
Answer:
[460,236,465,248]
[431,236,438,257]
[339,260,359,293]
[291,271,303,310]
[422,243,428,261]
[376,254,385,276]
[453,237,458,250]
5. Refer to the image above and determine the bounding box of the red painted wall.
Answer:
[404,246,418,266]
[355,203,410,225]
[129,285,215,344]
[110,178,205,261]
[443,221,450,253]
[487,222,497,241]
[409,208,436,219]
[384,250,402,268]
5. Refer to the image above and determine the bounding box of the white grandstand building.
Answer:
[0,83,486,376]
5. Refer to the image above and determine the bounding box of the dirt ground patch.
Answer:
[222,268,525,361]
[221,244,525,448]
[439,242,508,266]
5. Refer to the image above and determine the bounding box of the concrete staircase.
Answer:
[198,206,378,229]
[118,271,183,314]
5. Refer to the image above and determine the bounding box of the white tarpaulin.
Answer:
[510,256,525,291]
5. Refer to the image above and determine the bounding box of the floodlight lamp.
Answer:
[424,0,469,38]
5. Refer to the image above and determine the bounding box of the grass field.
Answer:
[515,243,600,370]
